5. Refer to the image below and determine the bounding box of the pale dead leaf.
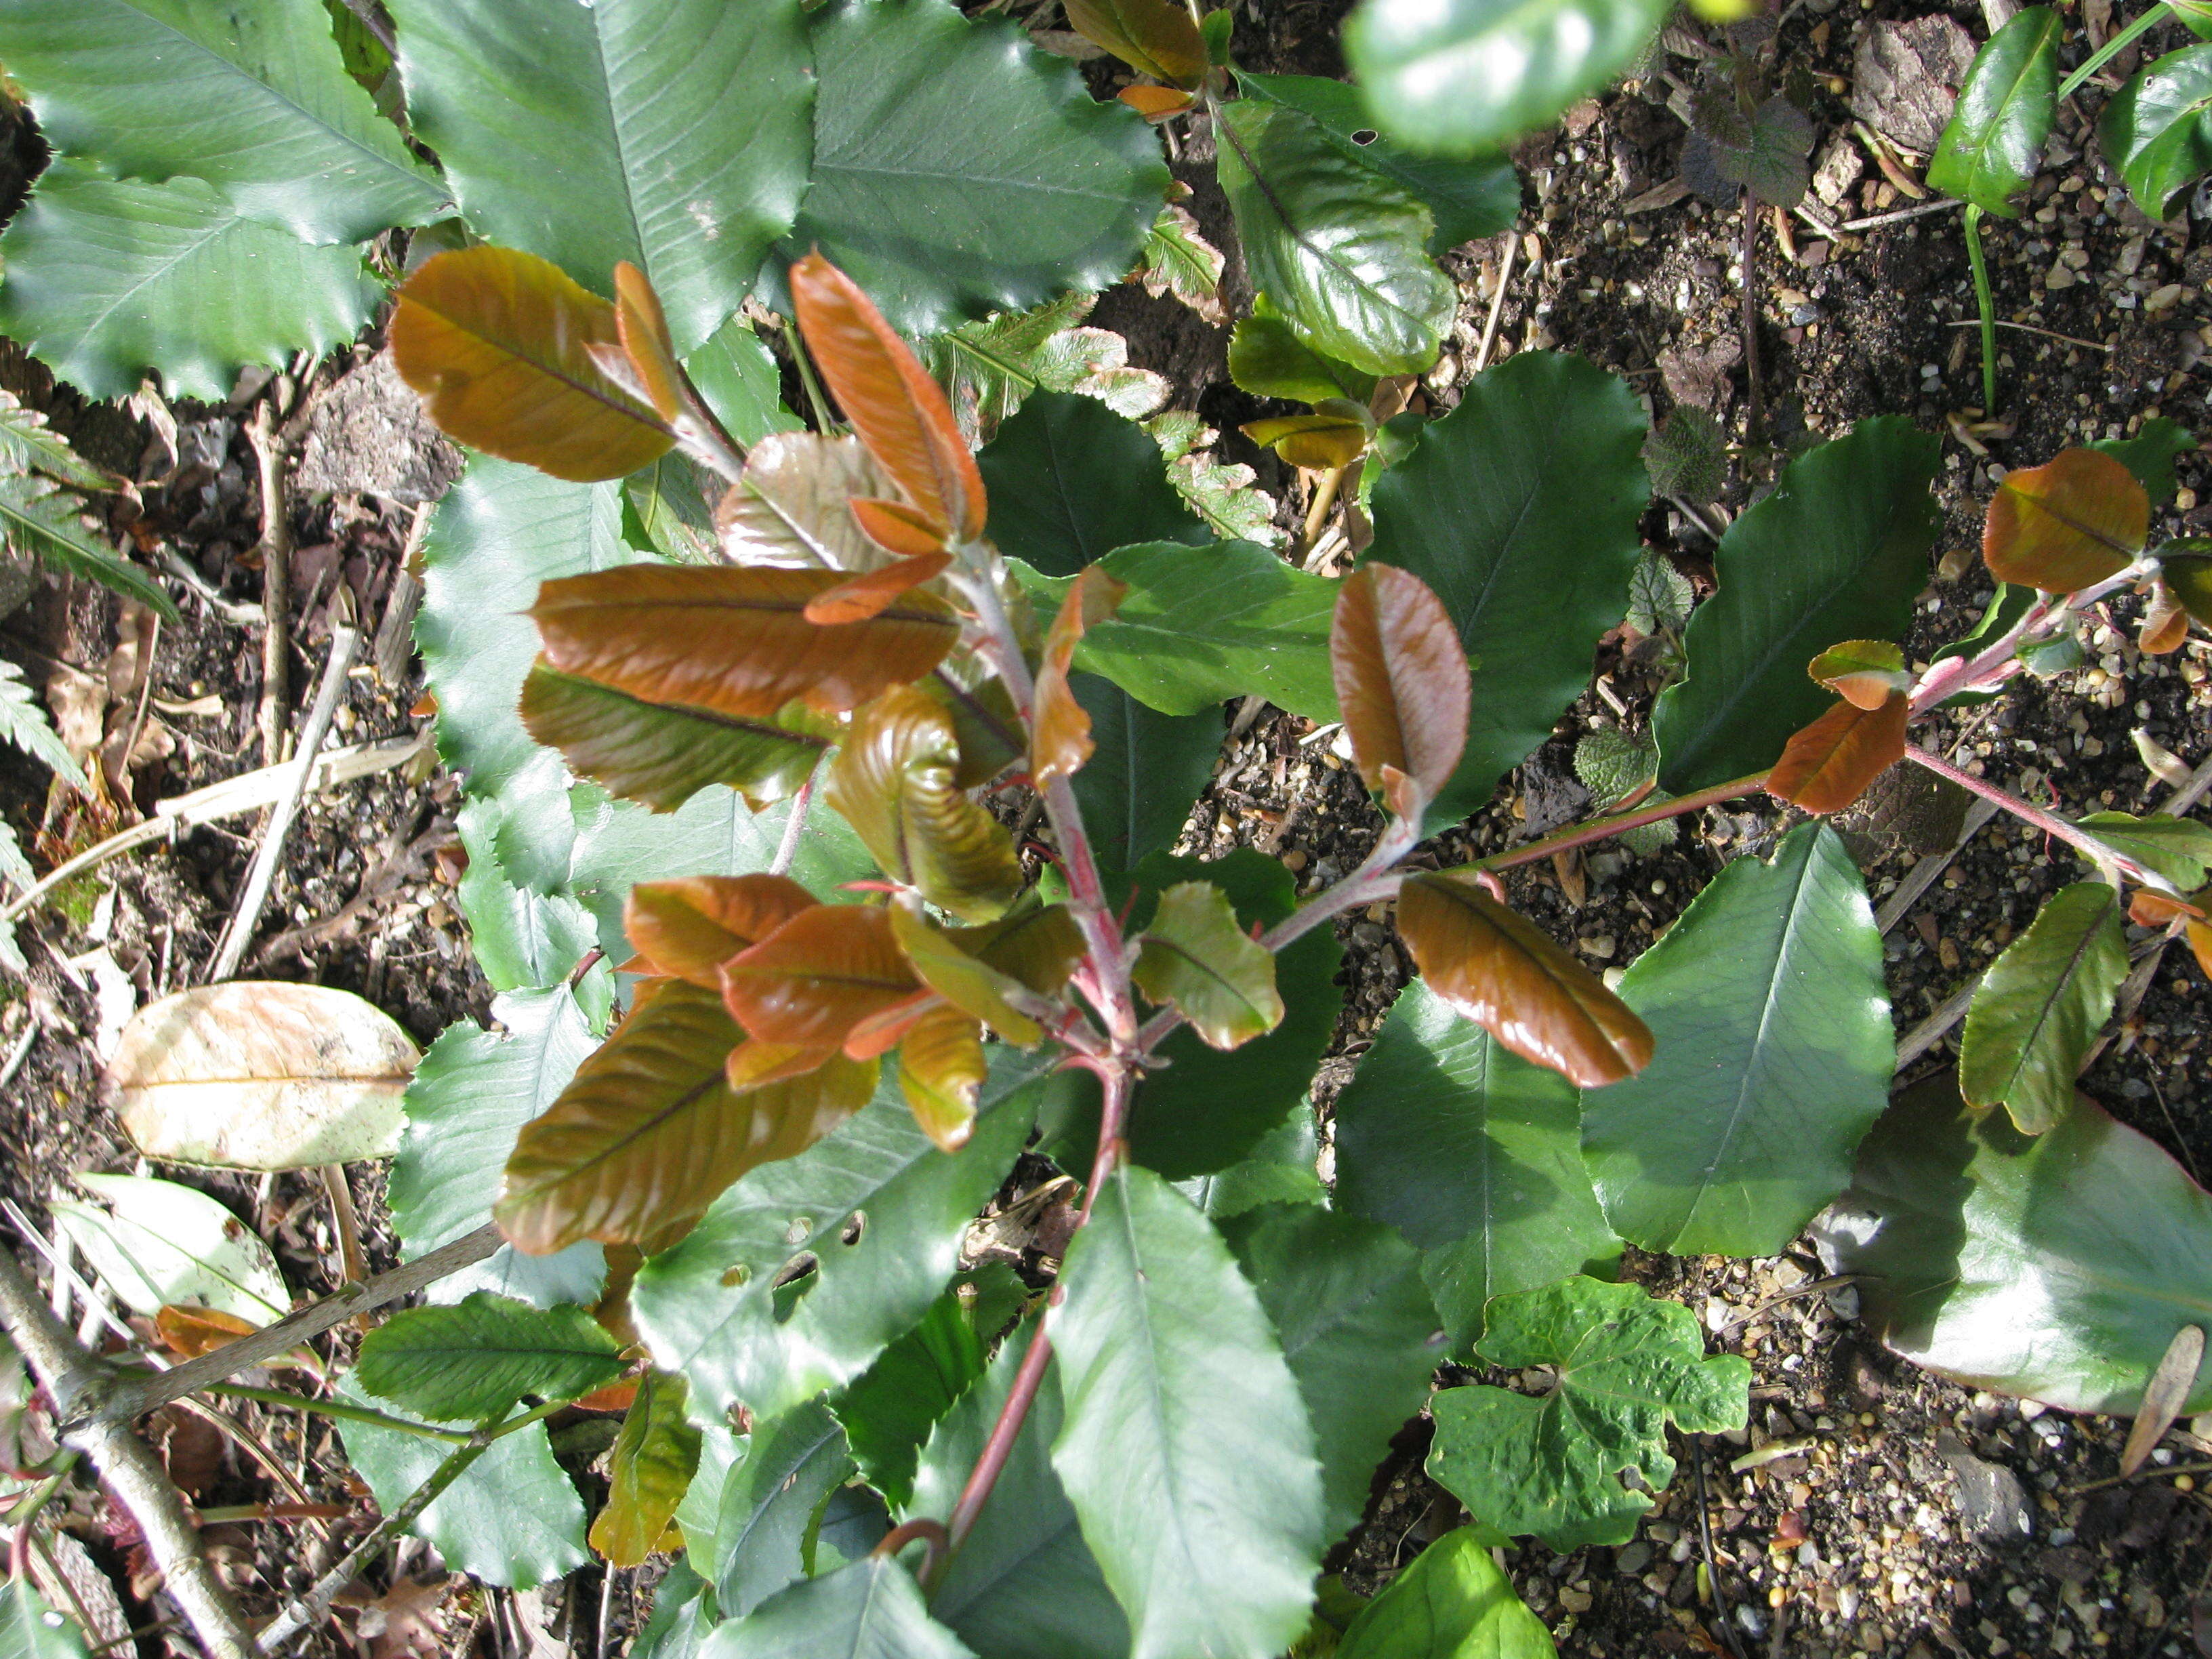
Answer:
[105,983,417,1170]
[2121,1324,2206,1477]
[43,661,105,774]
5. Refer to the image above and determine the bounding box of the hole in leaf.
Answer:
[1351,129,1378,145]
[720,1264,752,1288]
[784,1216,812,1245]
[771,1254,819,1324]
[841,1210,867,1246]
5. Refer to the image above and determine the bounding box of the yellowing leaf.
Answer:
[391,245,672,483]
[531,563,959,720]
[1397,873,1653,1089]
[104,983,416,1171]
[1330,562,1469,815]
[1241,405,1370,470]
[1120,84,1197,119]
[1983,448,2148,592]
[1133,881,1284,1050]
[625,874,818,989]
[823,684,1024,923]
[1765,691,1910,815]
[721,904,923,1049]
[590,1370,702,1567]
[1065,0,1207,86]
[1031,563,1127,787]
[897,1004,987,1151]
[890,903,1049,1046]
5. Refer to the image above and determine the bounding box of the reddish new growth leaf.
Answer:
[611,262,684,421]
[1031,565,1128,787]
[531,564,958,719]
[1805,639,1909,710]
[1120,85,1197,119]
[626,874,817,989]
[1983,449,2148,593]
[805,552,956,626]
[2139,583,2189,655]
[391,245,672,483]
[1765,691,1910,815]
[789,253,986,541]
[2131,887,2212,981]
[721,903,922,1050]
[1397,872,1654,1088]
[1330,563,1469,819]
[1064,0,1207,87]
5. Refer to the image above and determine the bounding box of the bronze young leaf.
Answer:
[805,551,956,626]
[1031,563,1128,787]
[1982,448,2148,592]
[392,245,672,483]
[625,874,818,989]
[1063,0,1207,88]
[531,564,959,720]
[1805,639,1910,710]
[850,497,948,560]
[611,261,684,422]
[720,903,924,1050]
[789,252,987,541]
[1765,691,1910,816]
[890,904,1046,1046]
[1132,881,1285,1050]
[1397,872,1654,1088]
[895,1002,989,1151]
[1330,563,1470,816]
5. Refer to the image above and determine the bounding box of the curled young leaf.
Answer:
[531,564,959,720]
[721,903,923,1050]
[720,432,899,572]
[1132,880,1285,1050]
[1805,639,1910,710]
[849,497,948,560]
[1983,449,2148,593]
[392,245,672,483]
[1765,691,1910,816]
[1397,872,1654,1088]
[804,551,956,626]
[2140,581,2190,655]
[612,262,684,423]
[823,684,1025,923]
[1031,563,1130,787]
[889,905,1046,1046]
[626,874,819,990]
[789,252,985,541]
[1065,0,1207,87]
[1331,562,1471,817]
[897,1003,988,1151]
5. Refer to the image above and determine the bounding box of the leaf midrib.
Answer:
[1984,886,2117,1105]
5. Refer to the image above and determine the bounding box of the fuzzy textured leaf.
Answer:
[1982,447,2148,593]
[1929,7,2062,216]
[1960,882,2129,1135]
[1132,881,1285,1050]
[356,1293,626,1421]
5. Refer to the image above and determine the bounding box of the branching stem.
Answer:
[1477,771,1773,875]
[1902,743,2177,891]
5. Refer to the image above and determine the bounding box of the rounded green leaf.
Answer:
[1928,9,2062,217]
[1132,881,1285,1050]
[1334,1528,1557,1659]
[712,1401,855,1617]
[1959,882,2129,1135]
[699,1555,975,1659]
[1345,0,1672,157]
[356,1292,626,1421]
[2100,44,2212,220]
[977,391,1208,578]
[2074,812,2212,888]
[1580,823,1893,1257]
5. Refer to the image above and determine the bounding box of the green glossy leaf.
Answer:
[833,1276,1000,1511]
[2101,44,2212,219]
[1345,0,1671,157]
[1334,980,1619,1353]
[1069,672,1221,878]
[1228,303,1380,405]
[631,1052,1044,1425]
[0,165,380,403]
[2075,812,2212,888]
[357,1293,626,1420]
[1216,98,1455,377]
[713,1401,855,1616]
[909,1335,1128,1659]
[455,796,598,993]
[389,989,609,1311]
[1929,8,2062,217]
[1959,881,2128,1135]
[2091,417,2196,504]
[1179,1103,1327,1218]
[1133,880,1284,1050]
[0,0,448,244]
[1225,1203,1444,1544]
[976,392,1208,578]
[49,1174,287,1324]
[1235,73,1521,251]
[701,1555,975,1659]
[1050,1164,1324,1659]
[1011,542,1339,722]
[634,1561,714,1659]
[592,1370,702,1566]
[0,1578,87,1659]
[337,1383,588,1589]
[1335,1528,1556,1659]
[1654,417,1940,792]
[684,318,804,451]
[1366,351,1651,828]
[1581,823,1892,1256]
[771,0,1170,338]
[1425,1277,1750,1551]
[387,0,811,352]
[1814,1073,2212,1416]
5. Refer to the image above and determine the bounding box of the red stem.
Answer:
[1477,771,1771,876]
[1902,743,2171,890]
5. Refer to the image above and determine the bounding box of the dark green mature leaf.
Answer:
[0,475,175,620]
[712,1401,855,1617]
[356,1293,626,1420]
[1217,98,1456,377]
[1225,1204,1445,1544]
[770,0,1170,339]
[0,0,448,244]
[0,1578,86,1659]
[0,165,380,403]
[2101,45,2212,219]
[834,1276,1002,1511]
[1425,1277,1750,1550]
[1581,824,1891,1256]
[1929,9,2062,216]
[1654,417,1940,793]
[701,1555,975,1659]
[1235,73,1521,251]
[1818,1073,2212,1415]
[909,1336,1128,1659]
[1229,303,1380,405]
[1050,1165,1325,1659]
[630,1052,1045,1425]
[2075,813,2212,888]
[386,0,811,352]
[1366,351,1650,828]
[632,1561,714,1659]
[1069,672,1222,878]
[2091,417,2198,504]
[1959,882,2128,1135]
[1012,543,1339,722]
[1180,1105,1328,1218]
[684,318,805,451]
[1345,0,1671,157]
[1334,980,1619,1352]
[339,1384,587,1589]
[976,392,1208,577]
[1334,1528,1556,1659]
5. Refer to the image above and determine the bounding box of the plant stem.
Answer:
[1902,743,2177,890]
[203,1385,472,1445]
[1296,465,1348,562]
[2058,1,2169,98]
[1476,771,1773,876]
[1963,204,1999,413]
[771,766,818,877]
